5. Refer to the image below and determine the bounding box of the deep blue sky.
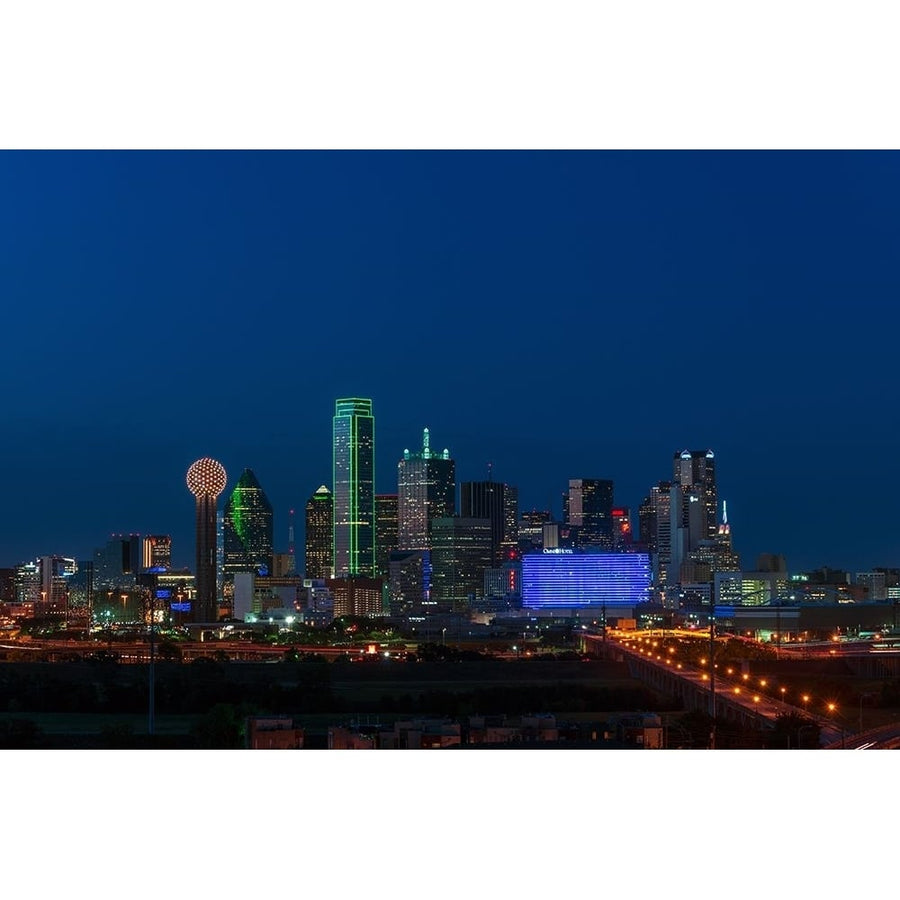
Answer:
[1,151,897,573]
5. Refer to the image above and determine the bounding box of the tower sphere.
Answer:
[186,458,227,499]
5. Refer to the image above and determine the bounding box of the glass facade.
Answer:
[223,468,274,578]
[564,479,614,549]
[375,493,398,578]
[305,484,334,579]
[430,516,493,610]
[461,481,518,565]
[333,398,375,577]
[397,428,455,550]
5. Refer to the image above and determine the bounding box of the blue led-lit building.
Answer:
[521,551,651,610]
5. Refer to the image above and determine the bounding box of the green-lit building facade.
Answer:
[333,398,376,577]
[223,468,274,578]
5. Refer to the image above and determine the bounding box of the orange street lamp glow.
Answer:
[760,679,767,687]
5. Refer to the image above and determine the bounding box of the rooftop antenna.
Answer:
[289,508,296,557]
[488,461,493,482]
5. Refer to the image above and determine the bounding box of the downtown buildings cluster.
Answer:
[3,396,900,638]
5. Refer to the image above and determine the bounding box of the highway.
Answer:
[586,632,846,746]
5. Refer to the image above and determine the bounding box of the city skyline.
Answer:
[2,151,899,572]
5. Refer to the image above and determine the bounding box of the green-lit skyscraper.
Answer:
[333,398,375,577]
[223,468,274,578]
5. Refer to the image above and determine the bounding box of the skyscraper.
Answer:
[142,535,172,571]
[461,481,518,565]
[518,510,551,550]
[333,398,375,577]
[397,427,455,550]
[305,485,333,579]
[223,468,274,578]
[673,450,717,543]
[375,494,399,578]
[612,507,632,548]
[187,457,227,622]
[564,478,614,549]
[430,517,493,611]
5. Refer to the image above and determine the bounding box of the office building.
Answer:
[305,485,333,579]
[564,479,614,550]
[333,398,376,577]
[388,549,432,615]
[429,516,493,611]
[461,481,518,565]
[484,562,521,599]
[397,427,454,550]
[673,450,718,545]
[0,568,17,603]
[223,468,274,579]
[519,510,552,550]
[187,457,227,622]
[375,494,399,578]
[612,507,632,549]
[856,572,887,601]
[93,535,142,589]
[142,535,172,572]
[39,555,76,616]
[325,576,384,618]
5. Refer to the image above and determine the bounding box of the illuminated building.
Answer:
[461,481,519,565]
[641,481,674,599]
[333,398,375,577]
[518,510,551,550]
[224,468,274,578]
[564,479,614,550]
[142,535,172,571]
[325,576,383,618]
[638,495,655,550]
[375,494,398,578]
[39,555,76,617]
[216,511,224,596]
[612,507,632,549]
[397,428,455,550]
[187,457,227,622]
[93,535,142,588]
[430,517,493,611]
[15,562,41,606]
[681,501,740,588]
[673,450,718,545]
[305,485,333,579]
[521,551,651,610]
[272,553,296,577]
[388,549,432,615]
[484,562,521,599]
[0,568,16,603]
[856,572,887,601]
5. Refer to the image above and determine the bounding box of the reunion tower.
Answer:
[187,457,227,622]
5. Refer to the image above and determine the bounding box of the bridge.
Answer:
[581,631,844,746]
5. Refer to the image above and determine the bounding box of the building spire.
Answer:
[423,427,431,459]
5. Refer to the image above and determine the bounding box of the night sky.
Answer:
[1,151,898,573]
